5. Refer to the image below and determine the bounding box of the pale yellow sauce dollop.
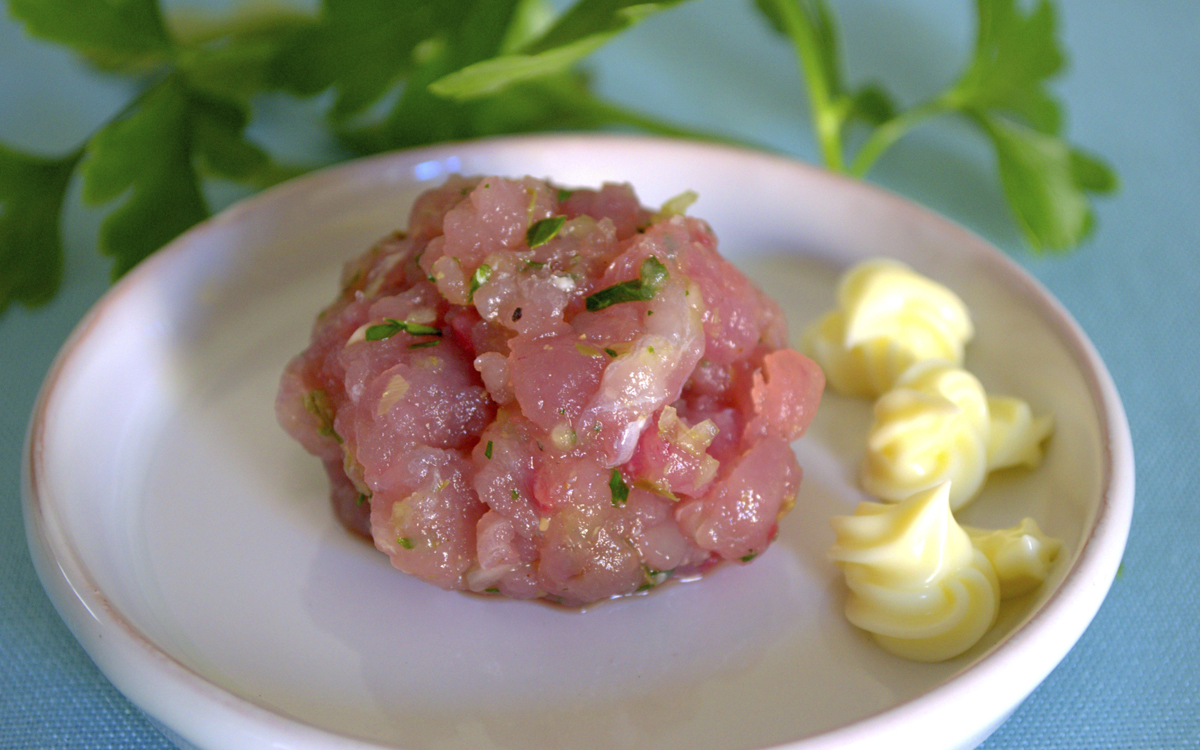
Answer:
[802,260,973,398]
[965,518,1063,599]
[830,482,1000,662]
[861,360,1054,510]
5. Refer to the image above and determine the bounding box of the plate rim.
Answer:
[22,132,1135,750]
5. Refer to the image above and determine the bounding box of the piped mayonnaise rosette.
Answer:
[802,259,973,398]
[830,482,1000,662]
[965,518,1063,598]
[861,360,1054,510]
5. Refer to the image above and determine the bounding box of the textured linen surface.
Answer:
[2,1,1198,748]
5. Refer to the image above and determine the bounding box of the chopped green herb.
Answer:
[408,340,439,349]
[467,263,492,303]
[484,587,500,594]
[398,537,415,550]
[511,488,520,500]
[303,390,343,444]
[523,259,546,271]
[585,256,669,312]
[557,188,573,202]
[647,310,654,316]
[609,469,629,507]
[356,492,370,506]
[366,318,442,341]
[604,347,618,358]
[485,440,494,459]
[526,215,566,248]
[636,583,653,592]
[648,346,655,353]
[740,552,758,563]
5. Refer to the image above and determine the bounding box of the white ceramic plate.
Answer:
[23,135,1133,750]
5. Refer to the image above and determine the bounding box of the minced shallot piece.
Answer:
[277,175,824,605]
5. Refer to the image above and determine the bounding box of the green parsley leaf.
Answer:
[397,536,415,550]
[485,440,494,459]
[484,587,501,593]
[428,0,689,100]
[8,0,172,70]
[609,469,629,507]
[585,256,668,311]
[557,188,573,202]
[468,262,492,302]
[365,318,443,341]
[952,0,1063,134]
[740,552,758,563]
[269,0,466,119]
[603,347,618,358]
[81,77,209,278]
[172,10,317,101]
[356,492,371,506]
[974,115,1115,251]
[526,215,565,248]
[408,340,440,349]
[0,146,80,313]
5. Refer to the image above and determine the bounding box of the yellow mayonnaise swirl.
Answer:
[802,259,974,397]
[965,518,1063,598]
[861,360,1054,510]
[830,482,1000,662]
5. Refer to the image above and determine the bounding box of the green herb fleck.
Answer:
[398,537,415,550]
[356,492,370,506]
[409,340,439,349]
[485,440,494,459]
[740,552,758,563]
[485,587,500,594]
[523,259,545,271]
[609,469,629,507]
[468,263,492,302]
[557,188,573,202]
[604,347,618,358]
[303,390,342,444]
[526,215,566,248]
[511,488,520,500]
[585,256,669,311]
[366,318,442,341]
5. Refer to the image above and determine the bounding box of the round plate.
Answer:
[23,134,1133,750]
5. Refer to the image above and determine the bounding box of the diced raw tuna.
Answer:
[277,176,824,605]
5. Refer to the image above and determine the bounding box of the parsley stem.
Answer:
[848,93,957,177]
[765,0,845,171]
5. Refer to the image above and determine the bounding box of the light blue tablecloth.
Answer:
[3,1,1198,747]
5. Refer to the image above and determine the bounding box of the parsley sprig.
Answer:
[1,0,1117,317]
[755,0,1117,250]
[0,0,711,316]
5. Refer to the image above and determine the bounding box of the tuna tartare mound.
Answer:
[277,176,824,605]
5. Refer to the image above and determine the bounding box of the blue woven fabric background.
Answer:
[2,1,1197,748]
